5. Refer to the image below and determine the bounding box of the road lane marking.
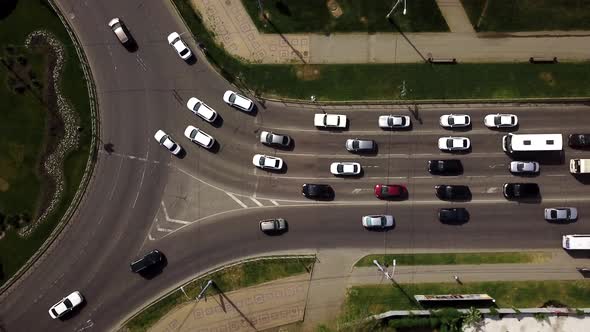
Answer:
[547,174,567,177]
[167,218,191,225]
[161,201,192,225]
[132,147,149,209]
[226,192,248,208]
[250,197,264,207]
[156,226,173,233]
[271,200,279,206]
[108,158,123,201]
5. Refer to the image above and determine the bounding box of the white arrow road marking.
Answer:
[486,187,499,193]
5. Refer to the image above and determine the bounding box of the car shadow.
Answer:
[513,195,542,204]
[443,124,472,132]
[210,114,224,128]
[138,254,168,280]
[565,250,590,259]
[573,174,590,184]
[334,168,364,179]
[262,223,289,236]
[263,163,288,174]
[487,124,519,132]
[208,140,221,153]
[174,149,187,159]
[123,38,138,52]
[185,54,197,65]
[440,218,469,226]
[509,151,564,165]
[272,139,295,152]
[445,146,472,155]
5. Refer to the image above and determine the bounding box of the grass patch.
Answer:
[0,0,92,285]
[242,0,448,33]
[343,280,590,322]
[355,251,552,267]
[125,257,315,332]
[461,0,590,31]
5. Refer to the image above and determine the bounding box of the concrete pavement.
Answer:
[189,0,590,63]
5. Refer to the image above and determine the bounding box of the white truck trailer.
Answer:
[570,159,590,174]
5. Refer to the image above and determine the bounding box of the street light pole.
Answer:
[386,0,407,19]
[373,260,392,280]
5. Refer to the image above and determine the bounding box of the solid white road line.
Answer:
[270,200,280,206]
[250,197,264,207]
[226,192,248,208]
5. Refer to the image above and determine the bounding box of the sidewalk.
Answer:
[188,0,590,64]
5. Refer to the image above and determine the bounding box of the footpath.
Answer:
[188,0,590,64]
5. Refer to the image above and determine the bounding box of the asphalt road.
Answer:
[1,0,590,331]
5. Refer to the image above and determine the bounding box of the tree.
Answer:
[462,307,483,330]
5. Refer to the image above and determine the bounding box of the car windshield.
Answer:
[381,186,389,194]
[180,49,188,56]
[63,299,73,308]
[388,117,395,126]
[229,93,236,103]
[352,141,359,149]
[281,136,288,144]
[448,117,455,125]
[494,116,502,125]
[517,163,525,171]
[463,140,467,147]
[189,129,197,139]
[337,165,344,172]
[273,160,279,167]
[551,210,557,218]
[447,139,453,148]
[259,156,265,165]
[51,308,59,316]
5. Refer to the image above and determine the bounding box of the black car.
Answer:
[439,208,469,223]
[503,183,539,199]
[130,249,163,273]
[435,185,471,201]
[428,159,463,175]
[302,183,333,200]
[568,134,590,148]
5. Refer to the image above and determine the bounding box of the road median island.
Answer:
[123,255,315,332]
[355,251,552,267]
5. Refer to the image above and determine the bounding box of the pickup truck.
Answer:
[314,113,347,128]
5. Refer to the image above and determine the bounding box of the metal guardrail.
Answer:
[0,0,100,297]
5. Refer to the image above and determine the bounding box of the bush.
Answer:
[5,214,20,228]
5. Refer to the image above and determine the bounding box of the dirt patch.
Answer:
[539,72,556,86]
[326,0,343,18]
[295,64,321,81]
[0,178,9,192]
[359,16,368,25]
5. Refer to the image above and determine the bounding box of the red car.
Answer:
[374,184,407,199]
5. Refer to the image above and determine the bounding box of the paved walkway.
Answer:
[187,0,590,64]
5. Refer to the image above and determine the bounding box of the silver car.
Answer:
[108,18,130,44]
[544,207,578,221]
[260,131,291,147]
[362,215,394,229]
[345,139,375,152]
[259,218,287,233]
[509,161,540,174]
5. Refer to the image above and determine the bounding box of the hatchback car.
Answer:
[484,113,518,128]
[130,249,164,274]
[544,207,578,221]
[223,90,254,112]
[330,162,361,176]
[378,115,411,129]
[48,291,84,319]
[374,184,407,199]
[184,126,214,149]
[362,215,394,229]
[428,159,462,175]
[302,183,333,200]
[439,114,470,128]
[259,218,287,233]
[108,18,130,44]
[154,130,182,155]
[260,131,291,147]
[345,139,375,153]
[253,154,283,170]
[439,208,469,223]
[509,161,540,174]
[435,185,471,201]
[186,97,218,122]
[568,134,590,148]
[167,32,191,60]
[503,183,539,199]
[438,137,470,151]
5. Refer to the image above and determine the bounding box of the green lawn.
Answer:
[0,0,92,285]
[461,0,590,31]
[343,280,590,322]
[242,0,449,33]
[125,257,315,332]
[355,252,552,267]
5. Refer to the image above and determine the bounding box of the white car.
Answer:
[223,90,254,112]
[48,291,84,319]
[439,114,470,128]
[544,207,578,221]
[330,162,361,176]
[107,18,130,44]
[314,113,347,128]
[438,137,470,151]
[167,32,192,60]
[362,215,394,229]
[253,154,283,170]
[184,125,214,149]
[484,113,518,128]
[378,115,411,129]
[509,161,539,174]
[260,131,291,147]
[154,130,182,155]
[186,97,217,122]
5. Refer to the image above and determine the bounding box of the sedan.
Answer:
[302,183,333,200]
[314,113,347,128]
[439,208,469,223]
[438,137,470,151]
[439,114,470,128]
[428,159,462,175]
[48,291,84,319]
[345,139,375,153]
[259,218,287,233]
[374,184,407,199]
[223,90,254,112]
[186,97,218,122]
[167,32,191,60]
[378,115,411,129]
[154,130,182,155]
[544,207,578,222]
[108,18,130,44]
[253,154,283,170]
[503,183,539,199]
[184,126,214,149]
[509,161,540,174]
[362,215,394,229]
[260,131,291,147]
[484,113,518,128]
[435,185,471,201]
[330,162,361,176]
[568,134,590,148]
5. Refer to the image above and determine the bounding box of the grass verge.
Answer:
[125,257,315,332]
[461,0,590,31]
[343,280,590,323]
[0,0,92,285]
[242,0,448,33]
[175,0,590,101]
[355,251,552,267]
